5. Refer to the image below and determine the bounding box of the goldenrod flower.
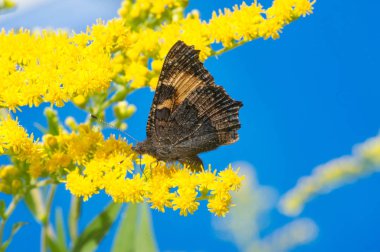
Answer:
[0,0,314,111]
[0,20,127,111]
[66,169,98,201]
[118,0,187,27]
[172,189,200,216]
[208,194,232,217]
[0,165,23,194]
[0,115,38,160]
[106,175,146,203]
[145,174,174,212]
[197,170,217,191]
[217,166,244,191]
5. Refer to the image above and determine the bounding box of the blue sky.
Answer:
[1,0,380,251]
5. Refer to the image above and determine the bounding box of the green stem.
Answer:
[210,40,246,57]
[26,179,55,191]
[41,184,57,252]
[196,195,211,201]
[35,179,55,189]
[69,195,81,243]
[0,195,21,246]
[0,221,4,247]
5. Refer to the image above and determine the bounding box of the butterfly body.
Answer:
[133,41,243,171]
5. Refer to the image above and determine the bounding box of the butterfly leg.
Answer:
[150,160,160,170]
[179,155,204,172]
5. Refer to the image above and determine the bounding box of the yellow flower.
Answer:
[0,165,24,194]
[118,0,187,25]
[0,20,126,110]
[72,95,87,107]
[197,169,217,191]
[171,167,197,189]
[106,175,146,203]
[66,169,98,201]
[138,154,163,171]
[208,193,232,217]
[148,76,159,90]
[28,155,45,178]
[124,61,149,89]
[65,125,103,164]
[218,166,244,191]
[0,115,38,161]
[172,189,200,216]
[46,151,72,173]
[146,174,173,212]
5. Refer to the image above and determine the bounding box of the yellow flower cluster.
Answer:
[0,116,243,216]
[0,20,128,111]
[0,0,314,111]
[0,165,23,194]
[66,154,243,217]
[0,115,38,160]
[209,0,315,45]
[118,0,187,24]
[280,132,380,216]
[0,115,101,179]
[119,0,315,89]
[0,116,38,193]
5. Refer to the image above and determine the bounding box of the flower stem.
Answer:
[0,195,21,247]
[69,195,81,243]
[41,184,57,252]
[211,40,246,57]
[196,195,211,201]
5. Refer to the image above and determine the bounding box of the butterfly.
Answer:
[133,41,243,171]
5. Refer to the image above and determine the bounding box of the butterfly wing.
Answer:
[146,41,214,142]
[170,83,243,156]
[145,40,242,166]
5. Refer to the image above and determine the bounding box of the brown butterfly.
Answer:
[133,41,243,171]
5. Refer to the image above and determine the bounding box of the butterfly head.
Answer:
[132,140,155,156]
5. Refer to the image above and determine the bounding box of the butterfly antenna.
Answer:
[139,154,149,180]
[90,114,138,143]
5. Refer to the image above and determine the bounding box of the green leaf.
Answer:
[0,222,27,252]
[46,235,64,252]
[0,201,5,219]
[135,204,158,252]
[72,202,122,252]
[11,222,26,235]
[111,204,138,252]
[55,207,67,252]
